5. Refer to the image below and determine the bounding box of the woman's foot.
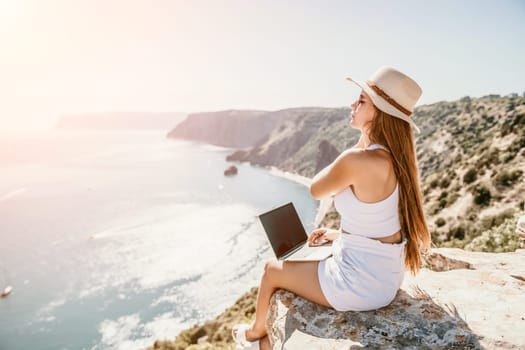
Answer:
[232,323,267,343]
[245,325,267,342]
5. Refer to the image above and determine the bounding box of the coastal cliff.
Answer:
[167,109,277,148]
[225,107,358,176]
[167,107,357,170]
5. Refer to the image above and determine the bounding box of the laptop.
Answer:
[258,202,333,261]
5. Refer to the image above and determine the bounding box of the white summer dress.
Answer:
[317,143,406,311]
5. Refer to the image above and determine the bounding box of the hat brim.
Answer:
[346,77,420,133]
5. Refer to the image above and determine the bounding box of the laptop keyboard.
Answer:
[292,245,331,259]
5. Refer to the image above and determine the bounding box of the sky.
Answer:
[0,0,524,130]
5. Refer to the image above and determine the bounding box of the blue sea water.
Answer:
[0,130,319,350]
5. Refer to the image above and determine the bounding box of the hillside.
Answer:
[405,94,525,248]
[167,93,525,250]
[55,112,187,130]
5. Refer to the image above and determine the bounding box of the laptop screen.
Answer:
[258,202,308,259]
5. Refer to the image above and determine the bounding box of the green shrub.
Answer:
[465,212,522,252]
[507,134,525,157]
[515,112,525,125]
[430,202,442,215]
[503,151,516,162]
[493,169,523,187]
[448,226,466,240]
[435,217,446,227]
[439,177,451,189]
[476,148,500,168]
[446,192,460,207]
[487,148,501,166]
[502,112,525,134]
[473,185,491,207]
[478,209,516,233]
[463,168,477,184]
[437,237,468,249]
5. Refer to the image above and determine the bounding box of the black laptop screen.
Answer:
[258,202,308,258]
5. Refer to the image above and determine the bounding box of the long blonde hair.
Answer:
[368,109,430,274]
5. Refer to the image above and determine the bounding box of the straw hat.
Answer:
[346,66,422,133]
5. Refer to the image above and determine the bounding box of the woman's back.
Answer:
[348,144,397,203]
[333,144,401,239]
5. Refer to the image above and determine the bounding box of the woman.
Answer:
[232,66,431,350]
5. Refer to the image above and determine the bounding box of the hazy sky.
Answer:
[1,0,524,130]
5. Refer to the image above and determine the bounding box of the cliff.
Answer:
[55,112,187,130]
[167,109,277,148]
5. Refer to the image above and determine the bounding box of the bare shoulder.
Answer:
[338,147,390,166]
[340,147,393,180]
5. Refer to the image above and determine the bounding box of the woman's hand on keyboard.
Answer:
[308,227,340,246]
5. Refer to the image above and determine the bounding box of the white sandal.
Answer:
[231,323,260,350]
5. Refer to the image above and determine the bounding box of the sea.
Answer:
[0,130,319,350]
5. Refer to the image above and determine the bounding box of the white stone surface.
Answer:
[267,248,525,349]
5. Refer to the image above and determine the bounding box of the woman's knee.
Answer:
[263,259,282,279]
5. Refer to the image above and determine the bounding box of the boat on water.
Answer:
[1,285,12,297]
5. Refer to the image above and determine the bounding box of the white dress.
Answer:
[317,144,406,311]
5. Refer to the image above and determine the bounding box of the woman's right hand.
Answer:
[307,227,340,246]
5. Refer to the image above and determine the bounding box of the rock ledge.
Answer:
[267,248,525,349]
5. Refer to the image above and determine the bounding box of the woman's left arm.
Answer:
[309,150,358,200]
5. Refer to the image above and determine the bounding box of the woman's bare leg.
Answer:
[233,259,331,343]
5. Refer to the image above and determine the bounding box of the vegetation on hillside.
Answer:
[414,93,525,249]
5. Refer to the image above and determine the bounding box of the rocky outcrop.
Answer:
[267,248,525,349]
[224,165,238,176]
[421,251,473,271]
